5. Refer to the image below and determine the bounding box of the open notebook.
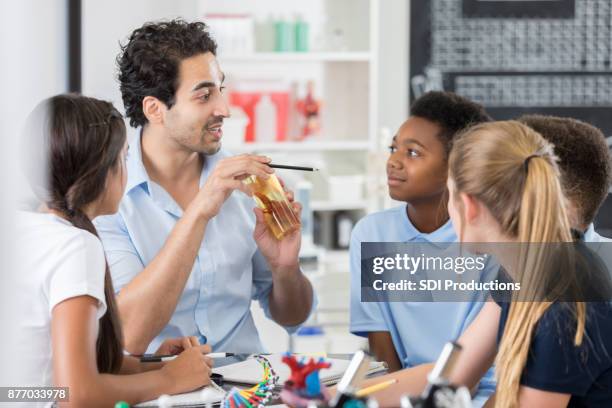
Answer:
[135,383,226,407]
[135,354,386,407]
[212,353,387,386]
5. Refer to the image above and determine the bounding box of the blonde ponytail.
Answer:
[449,121,586,408]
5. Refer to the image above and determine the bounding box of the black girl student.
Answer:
[349,91,496,405]
[15,94,214,407]
[367,121,612,407]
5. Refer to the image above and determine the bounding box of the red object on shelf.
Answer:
[296,80,322,139]
[229,92,260,142]
[229,81,289,142]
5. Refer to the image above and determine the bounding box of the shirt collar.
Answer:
[584,223,596,242]
[125,132,227,195]
[125,132,150,194]
[400,204,457,245]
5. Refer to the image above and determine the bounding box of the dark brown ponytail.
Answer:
[27,94,126,373]
[52,205,124,374]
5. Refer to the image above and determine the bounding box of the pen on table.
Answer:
[268,163,319,172]
[140,352,235,362]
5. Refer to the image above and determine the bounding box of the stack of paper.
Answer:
[135,383,226,407]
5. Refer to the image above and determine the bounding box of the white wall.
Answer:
[82,0,198,140]
[1,0,68,205]
[378,0,409,134]
[0,0,68,389]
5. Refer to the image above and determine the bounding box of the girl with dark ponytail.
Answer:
[45,94,127,375]
[17,94,214,407]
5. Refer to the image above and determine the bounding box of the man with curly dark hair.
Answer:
[518,115,612,239]
[95,19,314,356]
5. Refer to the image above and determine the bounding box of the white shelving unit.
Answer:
[199,0,380,354]
[201,0,381,205]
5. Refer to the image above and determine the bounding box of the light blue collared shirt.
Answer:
[584,224,612,243]
[349,205,496,406]
[94,136,304,354]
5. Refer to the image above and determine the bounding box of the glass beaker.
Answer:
[244,174,301,240]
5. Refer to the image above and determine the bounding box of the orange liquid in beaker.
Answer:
[246,175,300,240]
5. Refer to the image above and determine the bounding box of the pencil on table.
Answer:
[355,378,399,398]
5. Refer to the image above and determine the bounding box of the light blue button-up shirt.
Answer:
[94,136,301,354]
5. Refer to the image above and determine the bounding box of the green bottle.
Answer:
[274,17,294,52]
[295,16,309,52]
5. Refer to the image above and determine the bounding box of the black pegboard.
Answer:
[463,0,575,19]
[409,0,612,135]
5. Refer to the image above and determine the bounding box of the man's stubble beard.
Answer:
[171,126,221,156]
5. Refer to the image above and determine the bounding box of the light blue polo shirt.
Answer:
[585,224,612,243]
[94,135,311,354]
[349,205,495,405]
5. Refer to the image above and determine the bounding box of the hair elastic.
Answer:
[523,154,542,172]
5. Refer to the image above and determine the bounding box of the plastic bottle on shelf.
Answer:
[329,27,348,52]
[295,15,309,52]
[255,15,275,52]
[310,15,327,52]
[333,211,354,249]
[274,15,294,52]
[287,80,300,140]
[254,94,277,143]
[296,180,317,259]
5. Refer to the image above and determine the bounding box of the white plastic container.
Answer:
[204,14,254,56]
[221,106,249,149]
[328,175,365,205]
[292,331,328,354]
[254,94,277,143]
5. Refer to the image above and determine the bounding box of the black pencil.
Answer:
[268,164,319,172]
